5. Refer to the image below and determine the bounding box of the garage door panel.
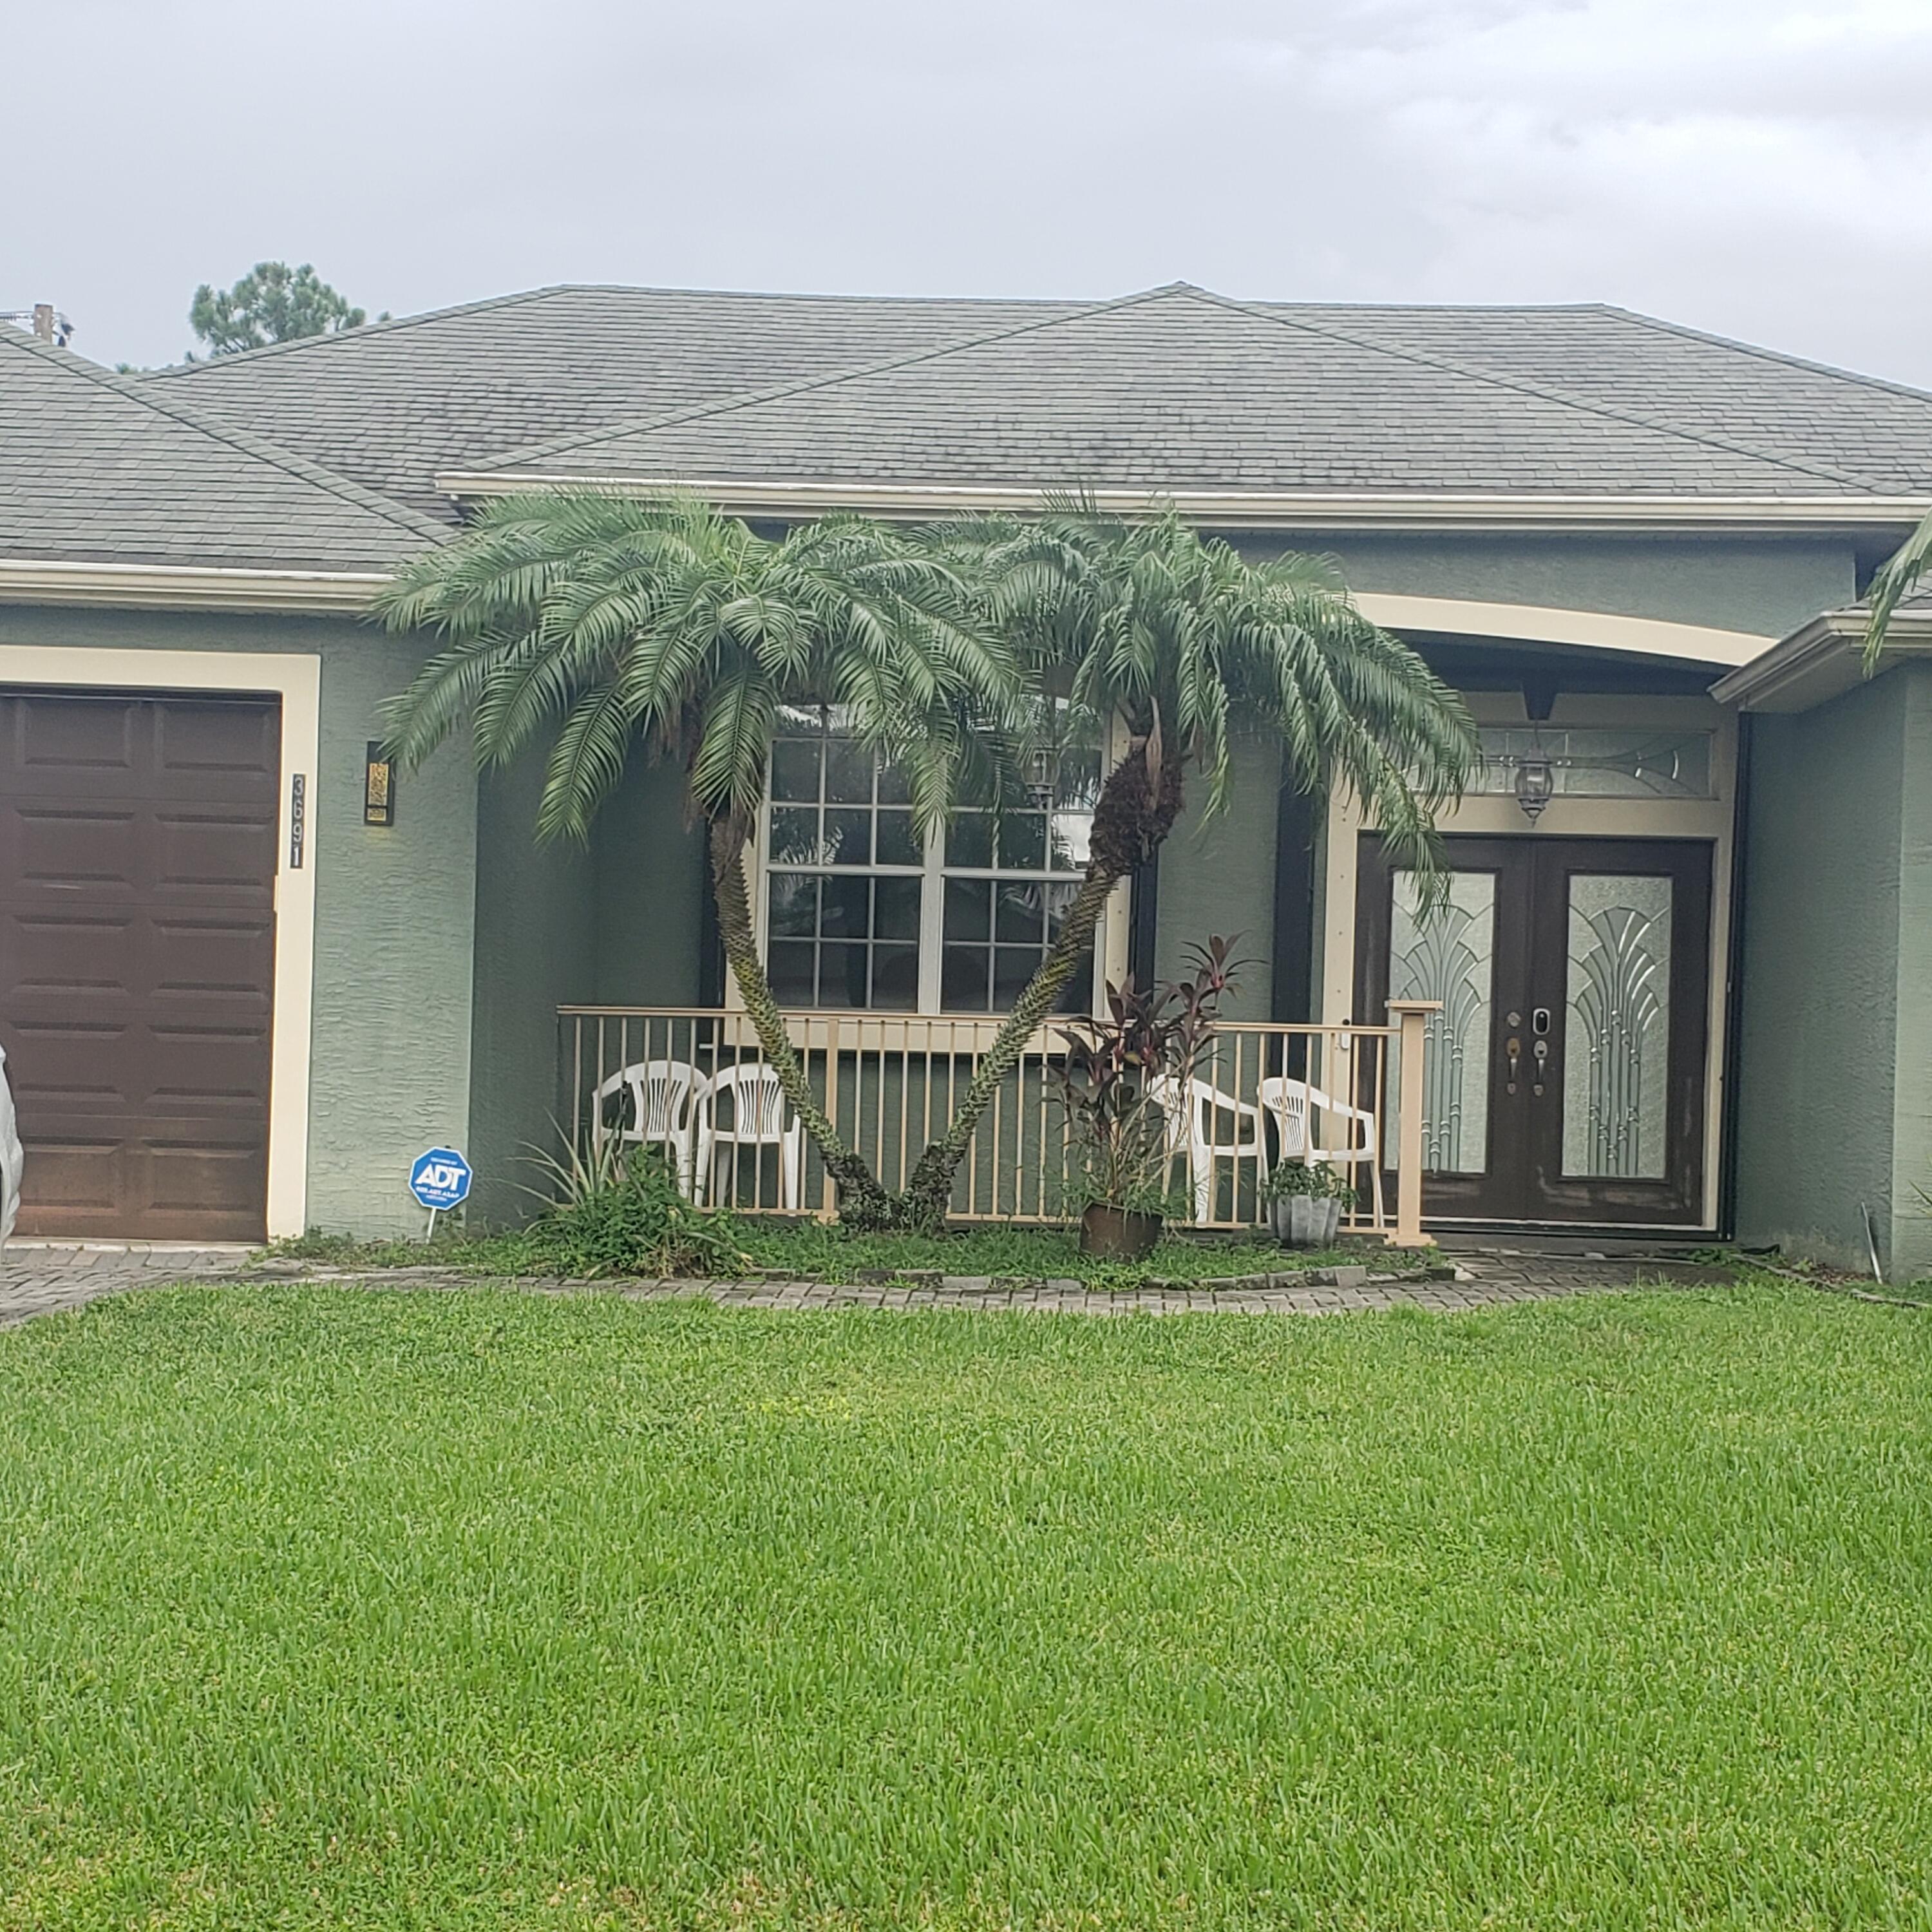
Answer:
[151,811,278,899]
[0,691,279,1240]
[6,696,138,782]
[5,911,136,992]
[151,918,275,998]
[156,704,280,781]
[12,806,142,892]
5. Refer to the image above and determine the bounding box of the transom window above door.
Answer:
[761,706,1105,1014]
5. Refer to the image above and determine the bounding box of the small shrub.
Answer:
[1260,1159,1358,1209]
[520,1142,750,1279]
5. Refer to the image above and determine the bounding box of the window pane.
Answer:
[768,940,816,1007]
[875,810,920,867]
[1043,880,1080,940]
[824,737,873,804]
[877,760,913,806]
[819,875,871,938]
[1000,813,1046,870]
[993,945,1041,1008]
[817,943,869,1008]
[770,738,821,802]
[871,945,919,1010]
[874,875,922,940]
[767,873,819,938]
[947,813,994,867]
[1564,874,1671,1179]
[769,806,822,865]
[945,878,991,940]
[824,809,872,866]
[1048,811,1092,871]
[942,944,992,1010]
[1053,944,1095,1014]
[996,883,1045,943]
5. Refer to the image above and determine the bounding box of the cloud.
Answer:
[5,0,1931,388]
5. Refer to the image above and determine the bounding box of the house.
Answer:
[2,283,1928,1272]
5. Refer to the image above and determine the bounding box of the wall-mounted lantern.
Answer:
[364,742,396,826]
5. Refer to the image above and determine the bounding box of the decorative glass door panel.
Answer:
[1389,871,1495,1175]
[1358,838,1711,1226]
[1563,875,1671,1180]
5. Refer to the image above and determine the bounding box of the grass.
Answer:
[256,1220,1393,1287]
[3,1280,1931,1927]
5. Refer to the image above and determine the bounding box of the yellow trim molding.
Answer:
[0,643,321,1239]
[0,559,389,613]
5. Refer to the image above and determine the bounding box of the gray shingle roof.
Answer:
[146,281,1932,518]
[146,286,1082,520]
[0,327,442,571]
[475,285,1927,498]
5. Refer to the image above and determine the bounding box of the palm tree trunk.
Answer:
[707,815,891,1224]
[898,746,1186,1231]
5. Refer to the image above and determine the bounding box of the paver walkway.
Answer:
[0,1239,1725,1328]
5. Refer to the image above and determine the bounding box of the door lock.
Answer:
[1532,1007,1552,1036]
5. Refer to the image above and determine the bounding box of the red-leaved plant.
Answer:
[1050,936,1241,1217]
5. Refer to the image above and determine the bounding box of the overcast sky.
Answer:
[8,0,1932,386]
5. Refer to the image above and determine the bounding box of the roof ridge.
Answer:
[142,283,569,379]
[146,282,1099,384]
[1,329,449,543]
[1173,286,1899,495]
[472,285,1189,473]
[1593,305,1932,411]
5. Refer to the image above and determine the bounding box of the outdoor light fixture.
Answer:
[364,742,396,826]
[1513,755,1555,822]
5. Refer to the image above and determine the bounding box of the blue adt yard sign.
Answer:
[409,1147,473,1213]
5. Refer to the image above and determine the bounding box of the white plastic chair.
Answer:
[592,1059,706,1196]
[1146,1074,1269,1224]
[692,1063,805,1210]
[1260,1075,1383,1224]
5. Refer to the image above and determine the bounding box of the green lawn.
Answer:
[3,1283,1930,1929]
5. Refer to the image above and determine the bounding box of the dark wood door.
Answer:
[1356,835,1713,1226]
[0,692,279,1240]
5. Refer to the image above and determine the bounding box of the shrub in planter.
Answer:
[1050,938,1240,1257]
[1260,1159,1357,1249]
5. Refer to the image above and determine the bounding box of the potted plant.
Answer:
[1261,1159,1356,1249]
[1050,938,1239,1259]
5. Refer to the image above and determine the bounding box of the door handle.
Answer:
[1531,1036,1549,1097]
[1505,1035,1520,1094]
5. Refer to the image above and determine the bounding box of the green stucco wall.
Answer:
[462,753,707,1224]
[1734,664,1932,1279]
[1153,732,1282,1021]
[0,603,477,1237]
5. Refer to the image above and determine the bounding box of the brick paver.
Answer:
[0,1240,1712,1328]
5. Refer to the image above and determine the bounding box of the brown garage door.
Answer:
[0,691,279,1241]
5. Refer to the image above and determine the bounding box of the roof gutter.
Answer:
[1711,607,1932,712]
[0,559,392,614]
[437,471,1932,536]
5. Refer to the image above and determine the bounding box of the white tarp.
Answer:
[0,1044,21,1247]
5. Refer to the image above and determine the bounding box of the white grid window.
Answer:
[761,707,1106,1014]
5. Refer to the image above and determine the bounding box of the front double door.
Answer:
[1356,836,1713,1226]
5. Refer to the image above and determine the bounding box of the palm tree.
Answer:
[376,491,1018,1227]
[896,502,1479,1228]
[1864,511,1932,668]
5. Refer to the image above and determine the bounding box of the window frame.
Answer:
[748,717,1132,1022]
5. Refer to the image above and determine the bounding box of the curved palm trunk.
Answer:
[708,815,892,1224]
[898,746,1186,1231]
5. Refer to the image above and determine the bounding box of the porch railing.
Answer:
[557,1003,1438,1244]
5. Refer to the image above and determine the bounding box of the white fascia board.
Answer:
[437,471,1932,536]
[0,559,391,612]
[1711,609,1932,712]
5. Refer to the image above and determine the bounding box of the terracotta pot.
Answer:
[1079,1202,1162,1260]
[1269,1193,1340,1249]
